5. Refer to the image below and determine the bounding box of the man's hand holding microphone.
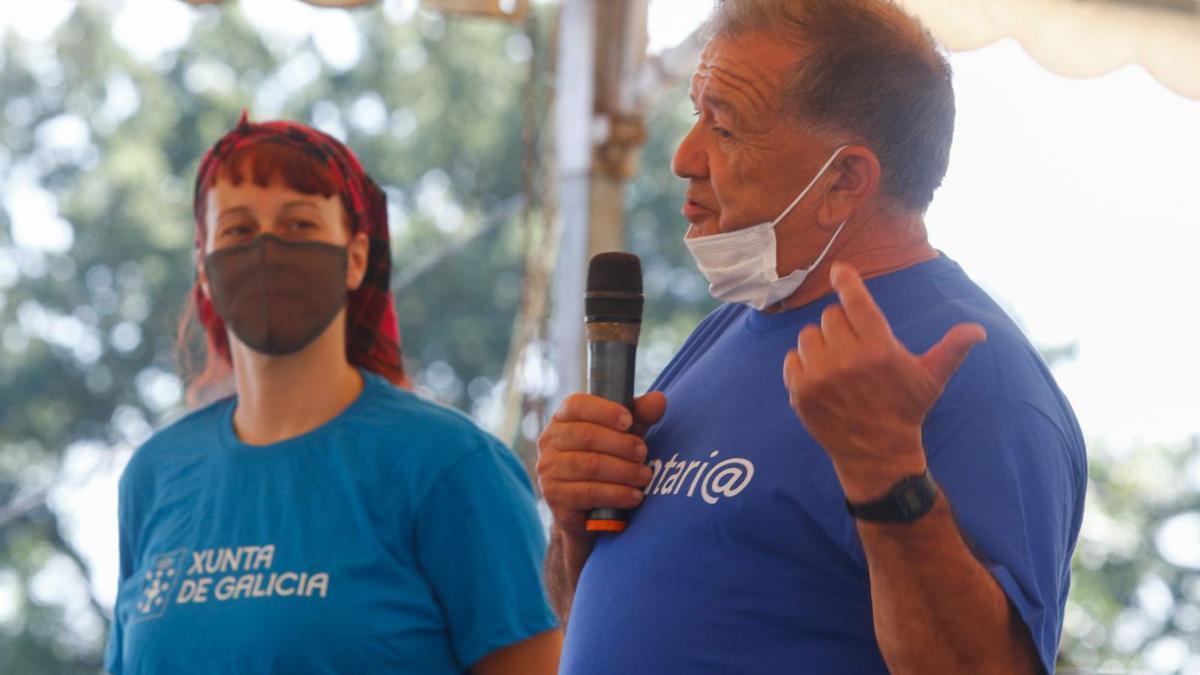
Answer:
[535,253,664,620]
[537,391,666,540]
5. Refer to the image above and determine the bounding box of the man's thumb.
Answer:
[633,391,667,428]
[921,323,987,390]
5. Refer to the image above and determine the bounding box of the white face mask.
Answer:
[684,146,849,310]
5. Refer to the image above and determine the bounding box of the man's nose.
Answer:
[672,124,708,180]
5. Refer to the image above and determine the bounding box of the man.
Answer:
[536,0,1087,673]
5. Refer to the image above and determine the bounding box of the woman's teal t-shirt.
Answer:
[105,371,557,674]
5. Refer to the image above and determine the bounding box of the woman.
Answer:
[105,113,561,674]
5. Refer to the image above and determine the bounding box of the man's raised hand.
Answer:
[782,262,986,502]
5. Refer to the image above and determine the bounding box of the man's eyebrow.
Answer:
[689,87,739,117]
[701,94,740,122]
[705,95,737,113]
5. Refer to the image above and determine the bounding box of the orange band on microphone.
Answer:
[586,519,627,533]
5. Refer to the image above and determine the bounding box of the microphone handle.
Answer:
[584,322,639,533]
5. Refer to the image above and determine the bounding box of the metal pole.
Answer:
[549,0,649,405]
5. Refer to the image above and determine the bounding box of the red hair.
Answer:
[180,140,407,404]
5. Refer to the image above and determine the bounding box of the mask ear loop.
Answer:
[770,145,850,228]
[801,218,848,275]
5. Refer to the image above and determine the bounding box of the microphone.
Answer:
[584,252,644,534]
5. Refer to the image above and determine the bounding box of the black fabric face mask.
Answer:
[203,235,349,356]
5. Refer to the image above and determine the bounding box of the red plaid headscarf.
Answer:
[192,111,403,380]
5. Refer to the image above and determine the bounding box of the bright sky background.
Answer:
[2,0,1199,666]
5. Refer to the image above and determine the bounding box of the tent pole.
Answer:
[550,0,649,407]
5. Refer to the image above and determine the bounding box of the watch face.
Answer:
[902,487,925,513]
[846,471,937,523]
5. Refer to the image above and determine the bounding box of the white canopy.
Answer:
[899,0,1200,101]
[190,0,1200,100]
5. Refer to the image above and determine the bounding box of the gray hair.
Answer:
[703,0,956,212]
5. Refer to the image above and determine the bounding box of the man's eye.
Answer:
[292,220,318,230]
[222,225,253,237]
[713,127,733,139]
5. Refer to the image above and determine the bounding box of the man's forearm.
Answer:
[858,495,1041,674]
[544,526,593,626]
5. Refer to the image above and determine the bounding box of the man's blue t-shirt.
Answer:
[106,371,557,674]
[561,255,1087,674]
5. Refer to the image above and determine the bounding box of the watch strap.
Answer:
[845,469,938,523]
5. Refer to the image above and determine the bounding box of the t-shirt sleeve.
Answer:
[105,469,137,674]
[924,397,1085,675]
[413,440,558,668]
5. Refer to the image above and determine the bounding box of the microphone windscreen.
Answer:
[585,252,644,323]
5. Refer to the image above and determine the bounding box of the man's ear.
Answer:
[347,231,370,291]
[818,146,882,227]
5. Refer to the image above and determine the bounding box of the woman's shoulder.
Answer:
[336,375,531,507]
[121,397,232,486]
[346,373,509,463]
[354,375,485,433]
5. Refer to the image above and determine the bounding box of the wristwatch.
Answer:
[845,470,938,523]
